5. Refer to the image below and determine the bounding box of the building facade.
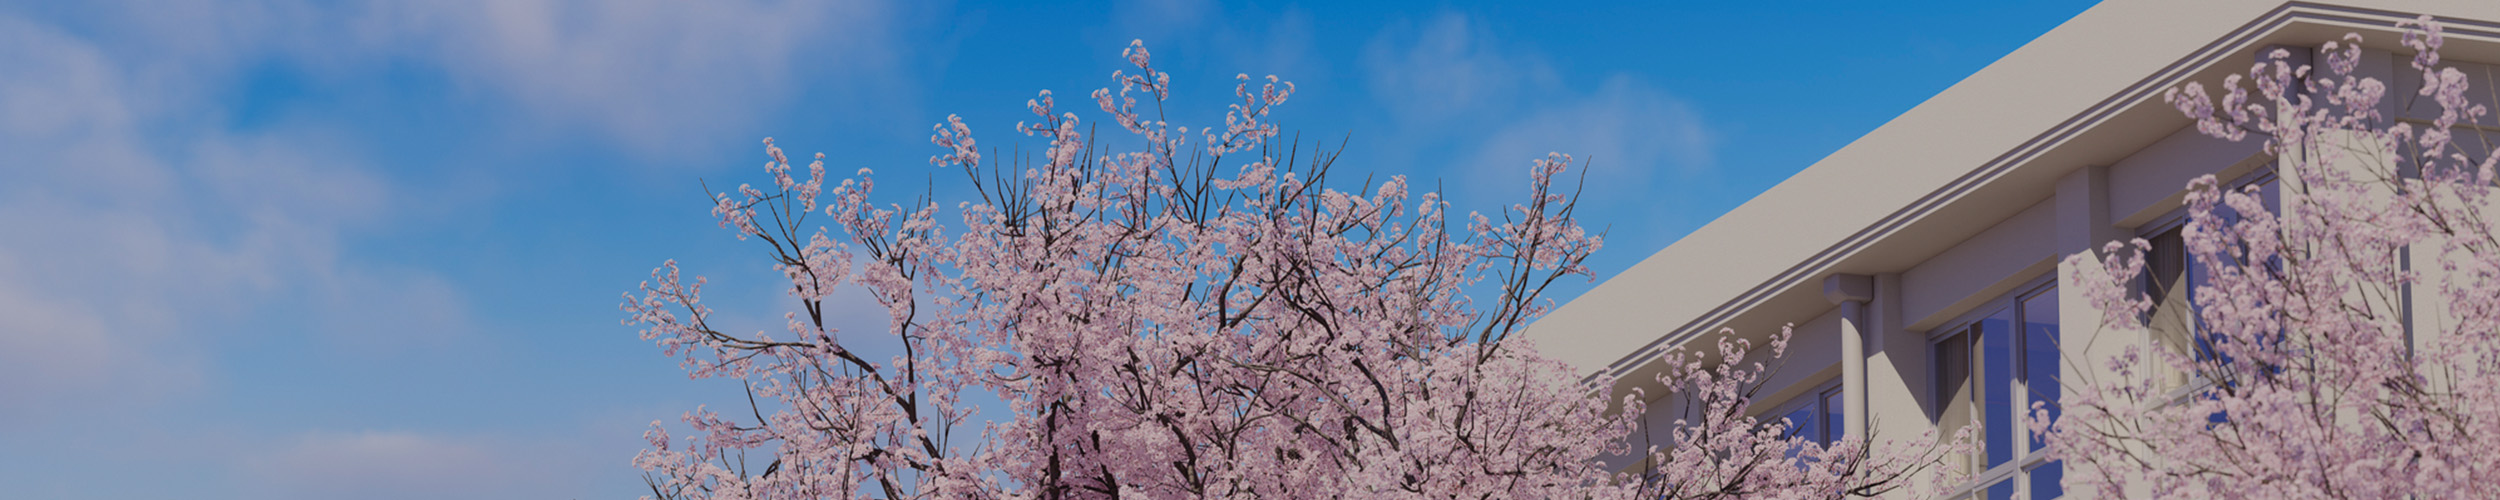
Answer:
[1522,1,2500,498]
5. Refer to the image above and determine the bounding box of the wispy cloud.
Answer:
[1358,12,1716,212]
[1106,0,1323,91]
[242,431,577,500]
[1463,75,1716,195]
[0,280,134,423]
[1114,0,1216,43]
[1360,12,1559,129]
[0,0,916,426]
[0,15,246,421]
[353,0,908,159]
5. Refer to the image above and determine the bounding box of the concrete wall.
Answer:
[1902,199,2060,333]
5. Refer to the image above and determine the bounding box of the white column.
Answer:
[2056,164,2127,499]
[1826,274,1873,440]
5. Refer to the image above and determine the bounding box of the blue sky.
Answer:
[0,1,2095,498]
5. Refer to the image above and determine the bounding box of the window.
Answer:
[2140,170,2279,393]
[1771,382,1845,446]
[1933,283,2061,499]
[2144,224,2192,372]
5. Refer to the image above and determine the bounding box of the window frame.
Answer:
[2134,168,2280,407]
[1928,276,2061,499]
[1763,378,1845,446]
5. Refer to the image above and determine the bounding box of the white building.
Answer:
[1522,1,2500,498]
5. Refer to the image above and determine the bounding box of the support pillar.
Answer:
[1826,273,1874,440]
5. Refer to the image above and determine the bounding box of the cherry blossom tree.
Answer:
[2049,17,2500,499]
[1620,327,1970,500]
[625,41,1955,499]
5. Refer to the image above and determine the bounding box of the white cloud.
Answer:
[0,16,218,421]
[0,1,948,497]
[25,0,910,159]
[1100,0,1321,98]
[356,0,906,158]
[310,268,480,353]
[1357,12,1716,212]
[1206,7,1320,83]
[242,431,574,500]
[1462,76,1716,200]
[0,0,915,423]
[0,16,165,198]
[1114,0,1215,44]
[1360,12,1560,129]
[0,282,130,423]
[0,11,466,424]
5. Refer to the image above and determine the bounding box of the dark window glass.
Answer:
[1944,286,2069,495]
[2145,226,2185,305]
[2146,227,2196,366]
[2031,461,2065,499]
[1823,389,1844,444]
[2023,291,2059,452]
[1936,332,1970,405]
[1783,406,1815,443]
[1934,331,1972,471]
[1987,478,2016,500]
[1982,307,2016,468]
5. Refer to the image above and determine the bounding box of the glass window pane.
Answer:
[2031,461,2065,500]
[1983,307,2016,468]
[1823,389,1844,444]
[2023,290,2060,452]
[1934,331,1972,472]
[1936,332,1971,405]
[1784,406,1815,442]
[1986,478,2016,500]
[2187,227,2217,363]
[2145,228,2195,389]
[2145,227,2184,305]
